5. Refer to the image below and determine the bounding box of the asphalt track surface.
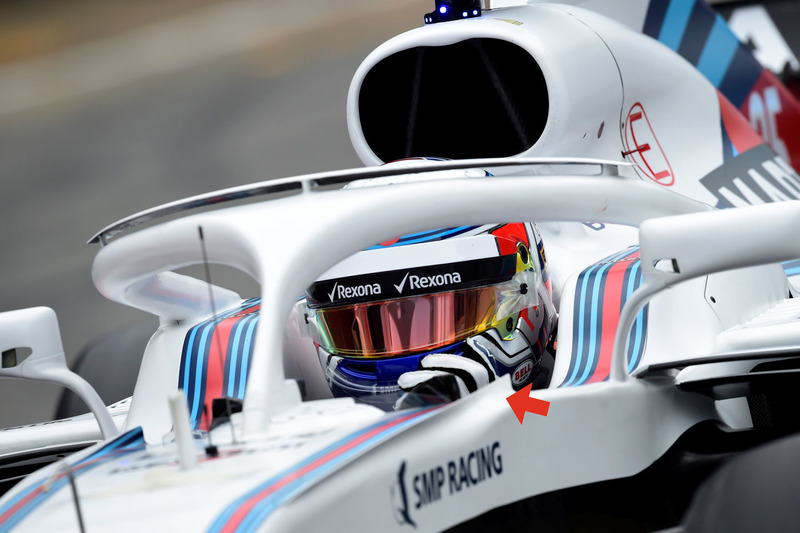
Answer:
[0,0,428,428]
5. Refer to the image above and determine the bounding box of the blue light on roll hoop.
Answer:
[425,1,481,25]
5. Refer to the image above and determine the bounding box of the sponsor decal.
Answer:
[582,222,606,231]
[306,256,516,308]
[511,359,534,387]
[700,144,800,207]
[643,0,800,170]
[741,71,800,170]
[746,85,790,162]
[328,281,382,302]
[392,461,416,528]
[718,90,763,161]
[394,271,463,294]
[392,442,503,527]
[624,102,674,186]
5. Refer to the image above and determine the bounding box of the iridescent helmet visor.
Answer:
[303,245,539,358]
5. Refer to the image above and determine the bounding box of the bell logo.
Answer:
[623,103,674,186]
[512,359,534,387]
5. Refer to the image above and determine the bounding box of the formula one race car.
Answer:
[2,1,800,531]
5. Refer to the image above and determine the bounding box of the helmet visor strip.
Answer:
[306,268,538,357]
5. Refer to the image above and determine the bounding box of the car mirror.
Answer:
[0,307,118,438]
[611,201,800,382]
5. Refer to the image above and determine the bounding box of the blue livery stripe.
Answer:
[783,260,800,277]
[562,248,638,387]
[562,248,648,387]
[677,0,715,65]
[696,16,740,88]
[0,429,145,531]
[179,299,260,430]
[642,0,669,39]
[237,316,259,399]
[207,407,441,533]
[367,226,481,248]
[658,0,695,51]
[625,261,648,371]
[718,44,765,108]
[644,1,764,109]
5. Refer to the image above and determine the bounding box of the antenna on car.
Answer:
[42,463,86,533]
[65,465,87,533]
[198,226,237,445]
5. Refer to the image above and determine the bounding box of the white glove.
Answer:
[395,336,498,408]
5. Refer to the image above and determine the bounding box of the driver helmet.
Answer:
[301,221,556,410]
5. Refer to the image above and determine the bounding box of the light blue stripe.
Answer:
[628,310,646,372]
[207,409,439,532]
[626,262,644,371]
[237,317,259,399]
[782,260,800,276]
[565,265,599,386]
[190,321,218,423]
[696,16,739,87]
[225,317,248,397]
[564,248,634,387]
[182,328,199,392]
[575,248,637,385]
[621,260,640,363]
[184,302,252,397]
[658,0,695,51]
[231,411,436,533]
[399,224,473,240]
[577,262,614,385]
[389,226,475,246]
[0,430,145,531]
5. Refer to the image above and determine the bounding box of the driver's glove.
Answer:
[394,335,498,408]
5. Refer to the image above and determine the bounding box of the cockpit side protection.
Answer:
[179,298,260,430]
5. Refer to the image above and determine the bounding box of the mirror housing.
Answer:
[611,201,800,382]
[0,307,118,439]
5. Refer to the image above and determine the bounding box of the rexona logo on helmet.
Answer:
[299,221,556,410]
[308,252,511,309]
[394,271,463,294]
[327,281,382,302]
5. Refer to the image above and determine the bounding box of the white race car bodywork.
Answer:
[2,1,800,531]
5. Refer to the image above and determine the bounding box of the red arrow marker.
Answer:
[507,384,550,424]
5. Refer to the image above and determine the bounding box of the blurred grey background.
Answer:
[0,0,428,428]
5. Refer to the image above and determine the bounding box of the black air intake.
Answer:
[358,38,548,162]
